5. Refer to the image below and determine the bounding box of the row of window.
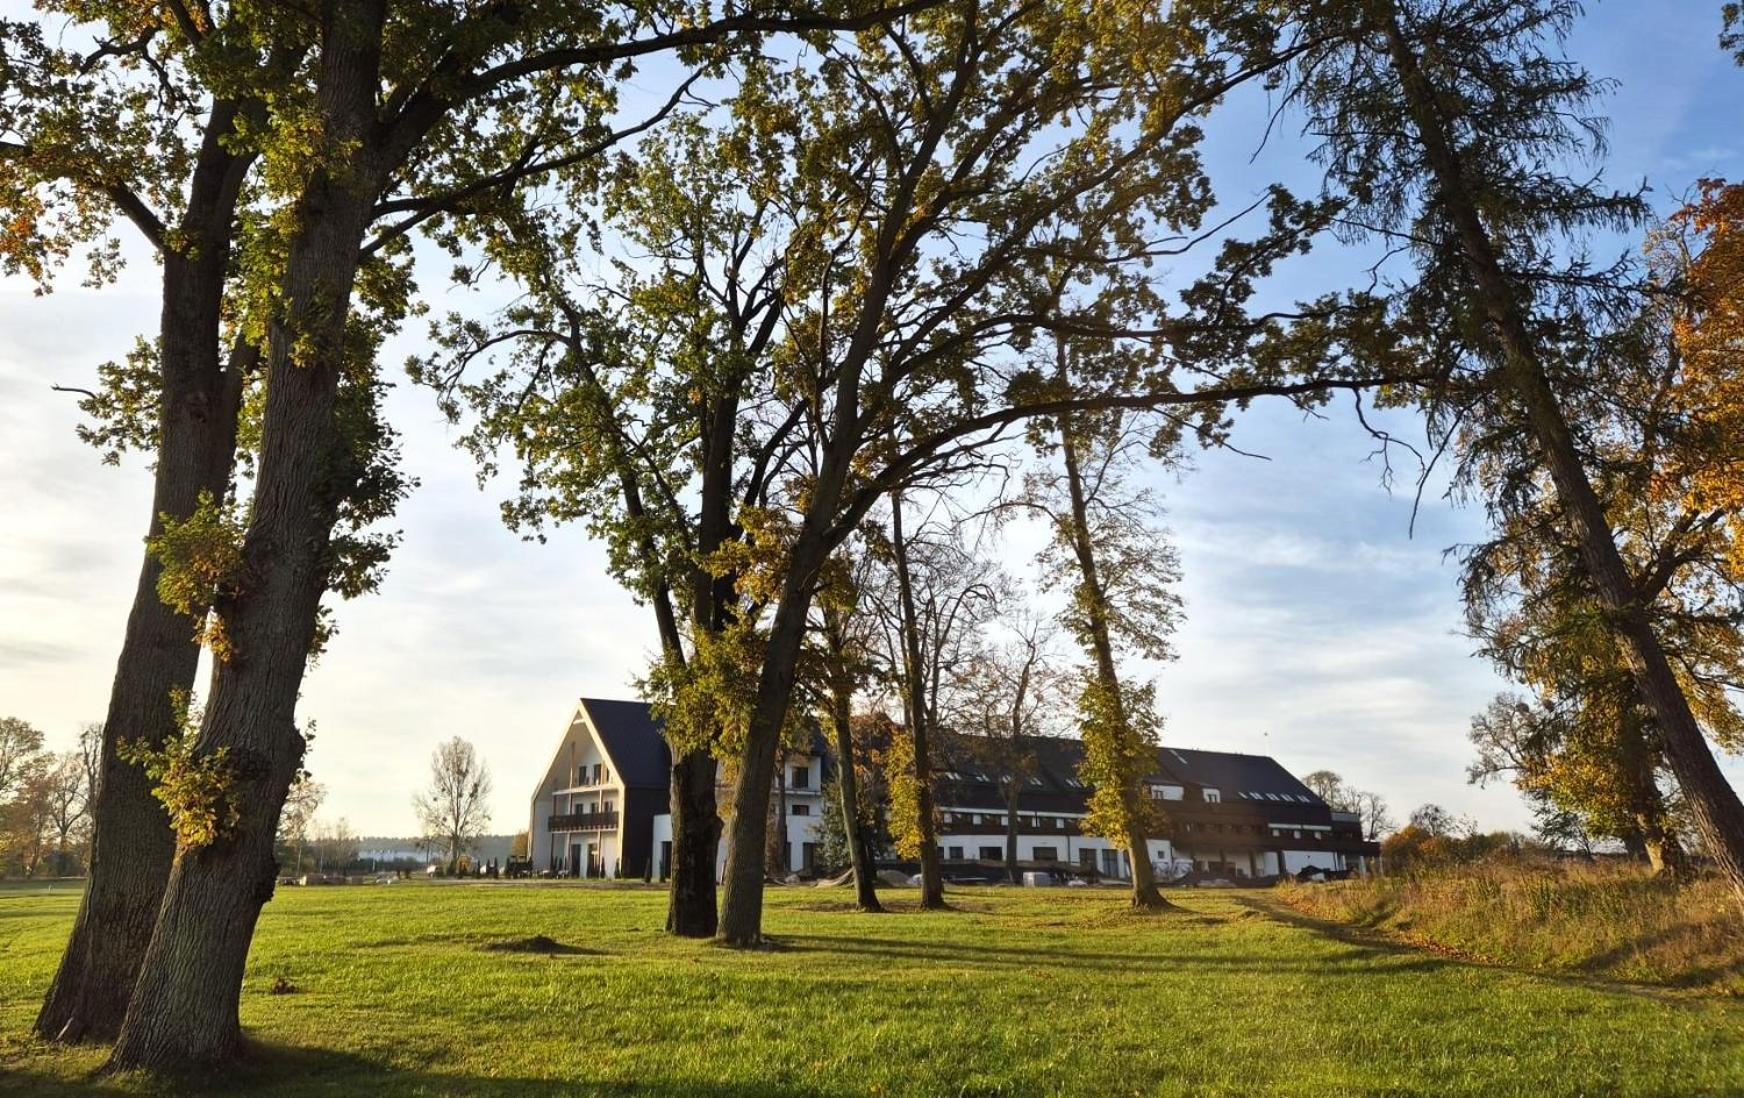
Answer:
[940,811,1073,830]
[943,844,1062,861]
[1175,820,1324,841]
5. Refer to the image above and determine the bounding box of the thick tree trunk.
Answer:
[717,539,829,945]
[890,497,945,909]
[1375,0,1744,912]
[36,104,255,1044]
[1059,425,1169,911]
[665,747,720,936]
[107,8,387,1070]
[1005,791,1020,884]
[828,675,882,912]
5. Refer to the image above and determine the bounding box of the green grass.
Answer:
[2,880,1742,1096]
[1279,862,1744,995]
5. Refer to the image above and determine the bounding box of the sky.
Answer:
[3,3,1743,838]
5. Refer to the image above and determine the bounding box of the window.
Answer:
[979,845,1002,860]
[591,763,602,785]
[790,803,810,816]
[1032,846,1059,862]
[1203,788,1221,803]
[790,764,809,789]
[947,846,964,860]
[1055,817,1066,829]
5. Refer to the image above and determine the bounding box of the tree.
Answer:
[1354,791,1395,841]
[413,738,493,875]
[1037,399,1184,910]
[37,753,90,878]
[1662,181,1744,583]
[680,0,1425,946]
[876,499,1002,908]
[1283,0,1744,909]
[5,4,304,1041]
[807,547,889,911]
[1301,771,1354,811]
[276,775,326,876]
[0,717,44,800]
[510,831,529,859]
[1408,804,1457,838]
[99,4,935,1071]
[952,616,1062,884]
[1469,694,1688,875]
[312,817,358,874]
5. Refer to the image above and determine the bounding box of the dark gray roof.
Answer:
[578,698,832,790]
[936,733,1329,815]
[579,698,671,789]
[1153,747,1324,804]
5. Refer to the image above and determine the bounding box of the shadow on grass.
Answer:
[0,1040,835,1097]
[775,928,1443,977]
[476,935,600,956]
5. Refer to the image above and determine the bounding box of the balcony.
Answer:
[548,811,619,833]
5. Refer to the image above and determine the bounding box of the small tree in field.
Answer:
[277,775,326,876]
[413,738,492,874]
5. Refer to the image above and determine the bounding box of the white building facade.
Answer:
[532,699,1378,883]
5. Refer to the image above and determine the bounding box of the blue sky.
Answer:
[2,3,1741,836]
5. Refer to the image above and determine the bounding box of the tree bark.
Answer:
[106,5,389,1070]
[1058,424,1169,910]
[1004,786,1021,884]
[826,651,882,912]
[1373,0,1744,911]
[890,495,946,908]
[717,535,831,945]
[36,100,256,1045]
[1618,706,1689,879]
[665,747,720,936]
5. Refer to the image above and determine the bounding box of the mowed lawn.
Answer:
[1,882,1740,1097]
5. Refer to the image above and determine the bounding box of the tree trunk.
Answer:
[770,748,791,877]
[664,748,720,936]
[1374,0,1744,911]
[890,496,945,909]
[828,667,882,912]
[35,103,256,1044]
[1616,705,1690,879]
[1059,424,1169,911]
[106,8,388,1070]
[717,546,826,945]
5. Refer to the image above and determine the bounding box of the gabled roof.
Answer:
[571,698,831,791]
[1152,747,1324,804]
[578,698,671,789]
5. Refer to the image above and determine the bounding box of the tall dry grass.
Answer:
[1279,859,1743,994]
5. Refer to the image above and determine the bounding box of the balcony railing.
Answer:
[548,811,619,832]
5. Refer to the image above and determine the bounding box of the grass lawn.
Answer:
[1,881,1740,1097]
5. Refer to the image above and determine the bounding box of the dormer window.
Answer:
[1203,788,1221,804]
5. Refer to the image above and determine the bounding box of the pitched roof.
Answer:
[934,733,1329,815]
[574,698,832,790]
[1152,747,1324,803]
[578,698,671,789]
